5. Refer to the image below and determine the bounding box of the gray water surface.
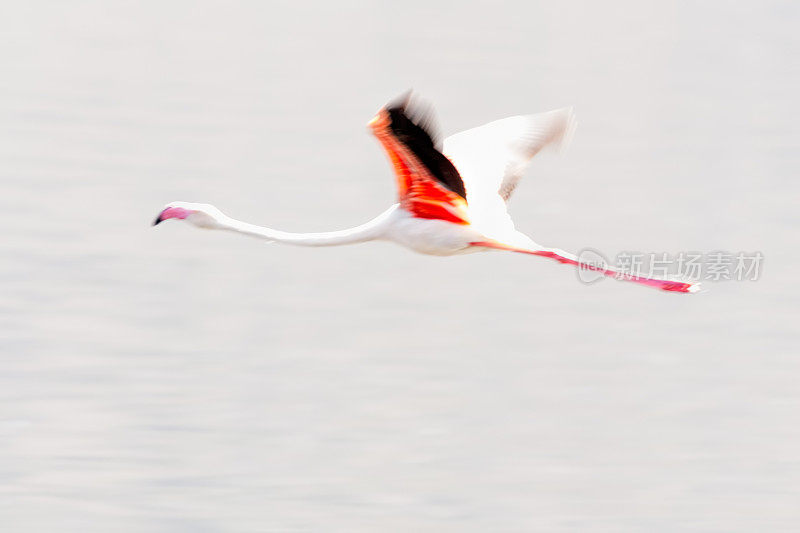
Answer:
[1,2,798,531]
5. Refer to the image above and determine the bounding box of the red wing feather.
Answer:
[370,107,470,225]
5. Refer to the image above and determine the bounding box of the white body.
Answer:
[378,206,485,256]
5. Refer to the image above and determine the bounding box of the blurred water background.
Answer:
[0,1,798,531]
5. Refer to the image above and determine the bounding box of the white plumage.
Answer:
[443,107,576,247]
[153,95,698,293]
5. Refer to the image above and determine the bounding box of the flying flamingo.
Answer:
[153,94,698,293]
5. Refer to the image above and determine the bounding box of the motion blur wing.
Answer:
[443,108,576,237]
[369,95,470,225]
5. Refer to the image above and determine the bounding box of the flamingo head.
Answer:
[152,202,228,229]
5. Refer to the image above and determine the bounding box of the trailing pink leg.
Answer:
[470,241,699,293]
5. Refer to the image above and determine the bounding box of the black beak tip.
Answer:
[152,215,163,226]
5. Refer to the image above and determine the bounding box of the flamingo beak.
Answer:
[153,207,190,226]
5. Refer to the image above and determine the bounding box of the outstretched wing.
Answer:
[369,96,470,225]
[443,108,576,237]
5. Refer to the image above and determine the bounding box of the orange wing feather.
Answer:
[370,109,470,225]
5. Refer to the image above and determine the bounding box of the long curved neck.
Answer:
[216,205,398,247]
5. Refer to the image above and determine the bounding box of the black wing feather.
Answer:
[385,96,467,201]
